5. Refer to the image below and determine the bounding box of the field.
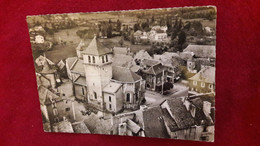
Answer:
[183,18,216,29]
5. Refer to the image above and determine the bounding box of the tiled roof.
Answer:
[112,66,142,82]
[142,107,169,138]
[189,66,215,83]
[72,122,91,133]
[103,81,122,94]
[162,108,179,132]
[53,121,74,133]
[81,36,111,56]
[184,45,216,58]
[165,97,196,130]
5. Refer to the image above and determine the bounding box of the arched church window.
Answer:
[126,93,130,102]
[106,55,108,62]
[102,56,104,63]
[88,56,91,63]
[94,92,97,99]
[93,56,95,63]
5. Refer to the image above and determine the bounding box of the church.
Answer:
[66,36,145,113]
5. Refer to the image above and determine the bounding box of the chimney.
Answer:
[203,101,211,116]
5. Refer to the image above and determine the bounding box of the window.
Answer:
[126,93,130,102]
[193,81,197,85]
[201,82,205,88]
[109,96,111,102]
[53,109,58,116]
[92,56,95,63]
[106,55,108,62]
[102,56,104,63]
[82,87,85,95]
[209,84,213,89]
[88,56,91,63]
[109,104,112,110]
[94,92,97,99]
[65,107,70,112]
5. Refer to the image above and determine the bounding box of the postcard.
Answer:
[27,6,216,142]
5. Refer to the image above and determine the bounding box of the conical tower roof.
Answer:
[82,36,111,56]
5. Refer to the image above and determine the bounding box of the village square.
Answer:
[27,6,216,142]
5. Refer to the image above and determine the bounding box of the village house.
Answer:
[139,59,167,91]
[111,105,169,138]
[160,96,214,141]
[38,86,76,130]
[35,55,61,88]
[153,52,182,82]
[133,50,152,65]
[188,66,215,93]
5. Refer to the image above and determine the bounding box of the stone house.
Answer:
[188,66,215,93]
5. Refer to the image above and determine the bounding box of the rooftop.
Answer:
[74,76,87,86]
[112,66,142,83]
[81,36,111,56]
[184,44,216,58]
[103,81,122,94]
[142,106,169,138]
[163,97,196,130]
[189,66,215,83]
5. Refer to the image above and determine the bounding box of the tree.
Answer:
[130,32,135,45]
[107,24,113,38]
[134,23,140,32]
[118,36,124,46]
[116,19,121,32]
[177,30,186,52]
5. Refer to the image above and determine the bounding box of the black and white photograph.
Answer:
[27,6,216,142]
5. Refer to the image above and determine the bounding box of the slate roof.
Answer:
[184,45,216,58]
[40,58,57,74]
[142,63,166,75]
[112,54,133,68]
[127,119,141,134]
[141,59,160,67]
[74,76,87,86]
[164,97,196,130]
[162,108,179,132]
[112,66,142,82]
[134,50,152,60]
[189,66,215,83]
[66,57,77,69]
[189,94,215,125]
[103,81,122,94]
[142,106,169,138]
[81,36,111,56]
[70,59,84,74]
